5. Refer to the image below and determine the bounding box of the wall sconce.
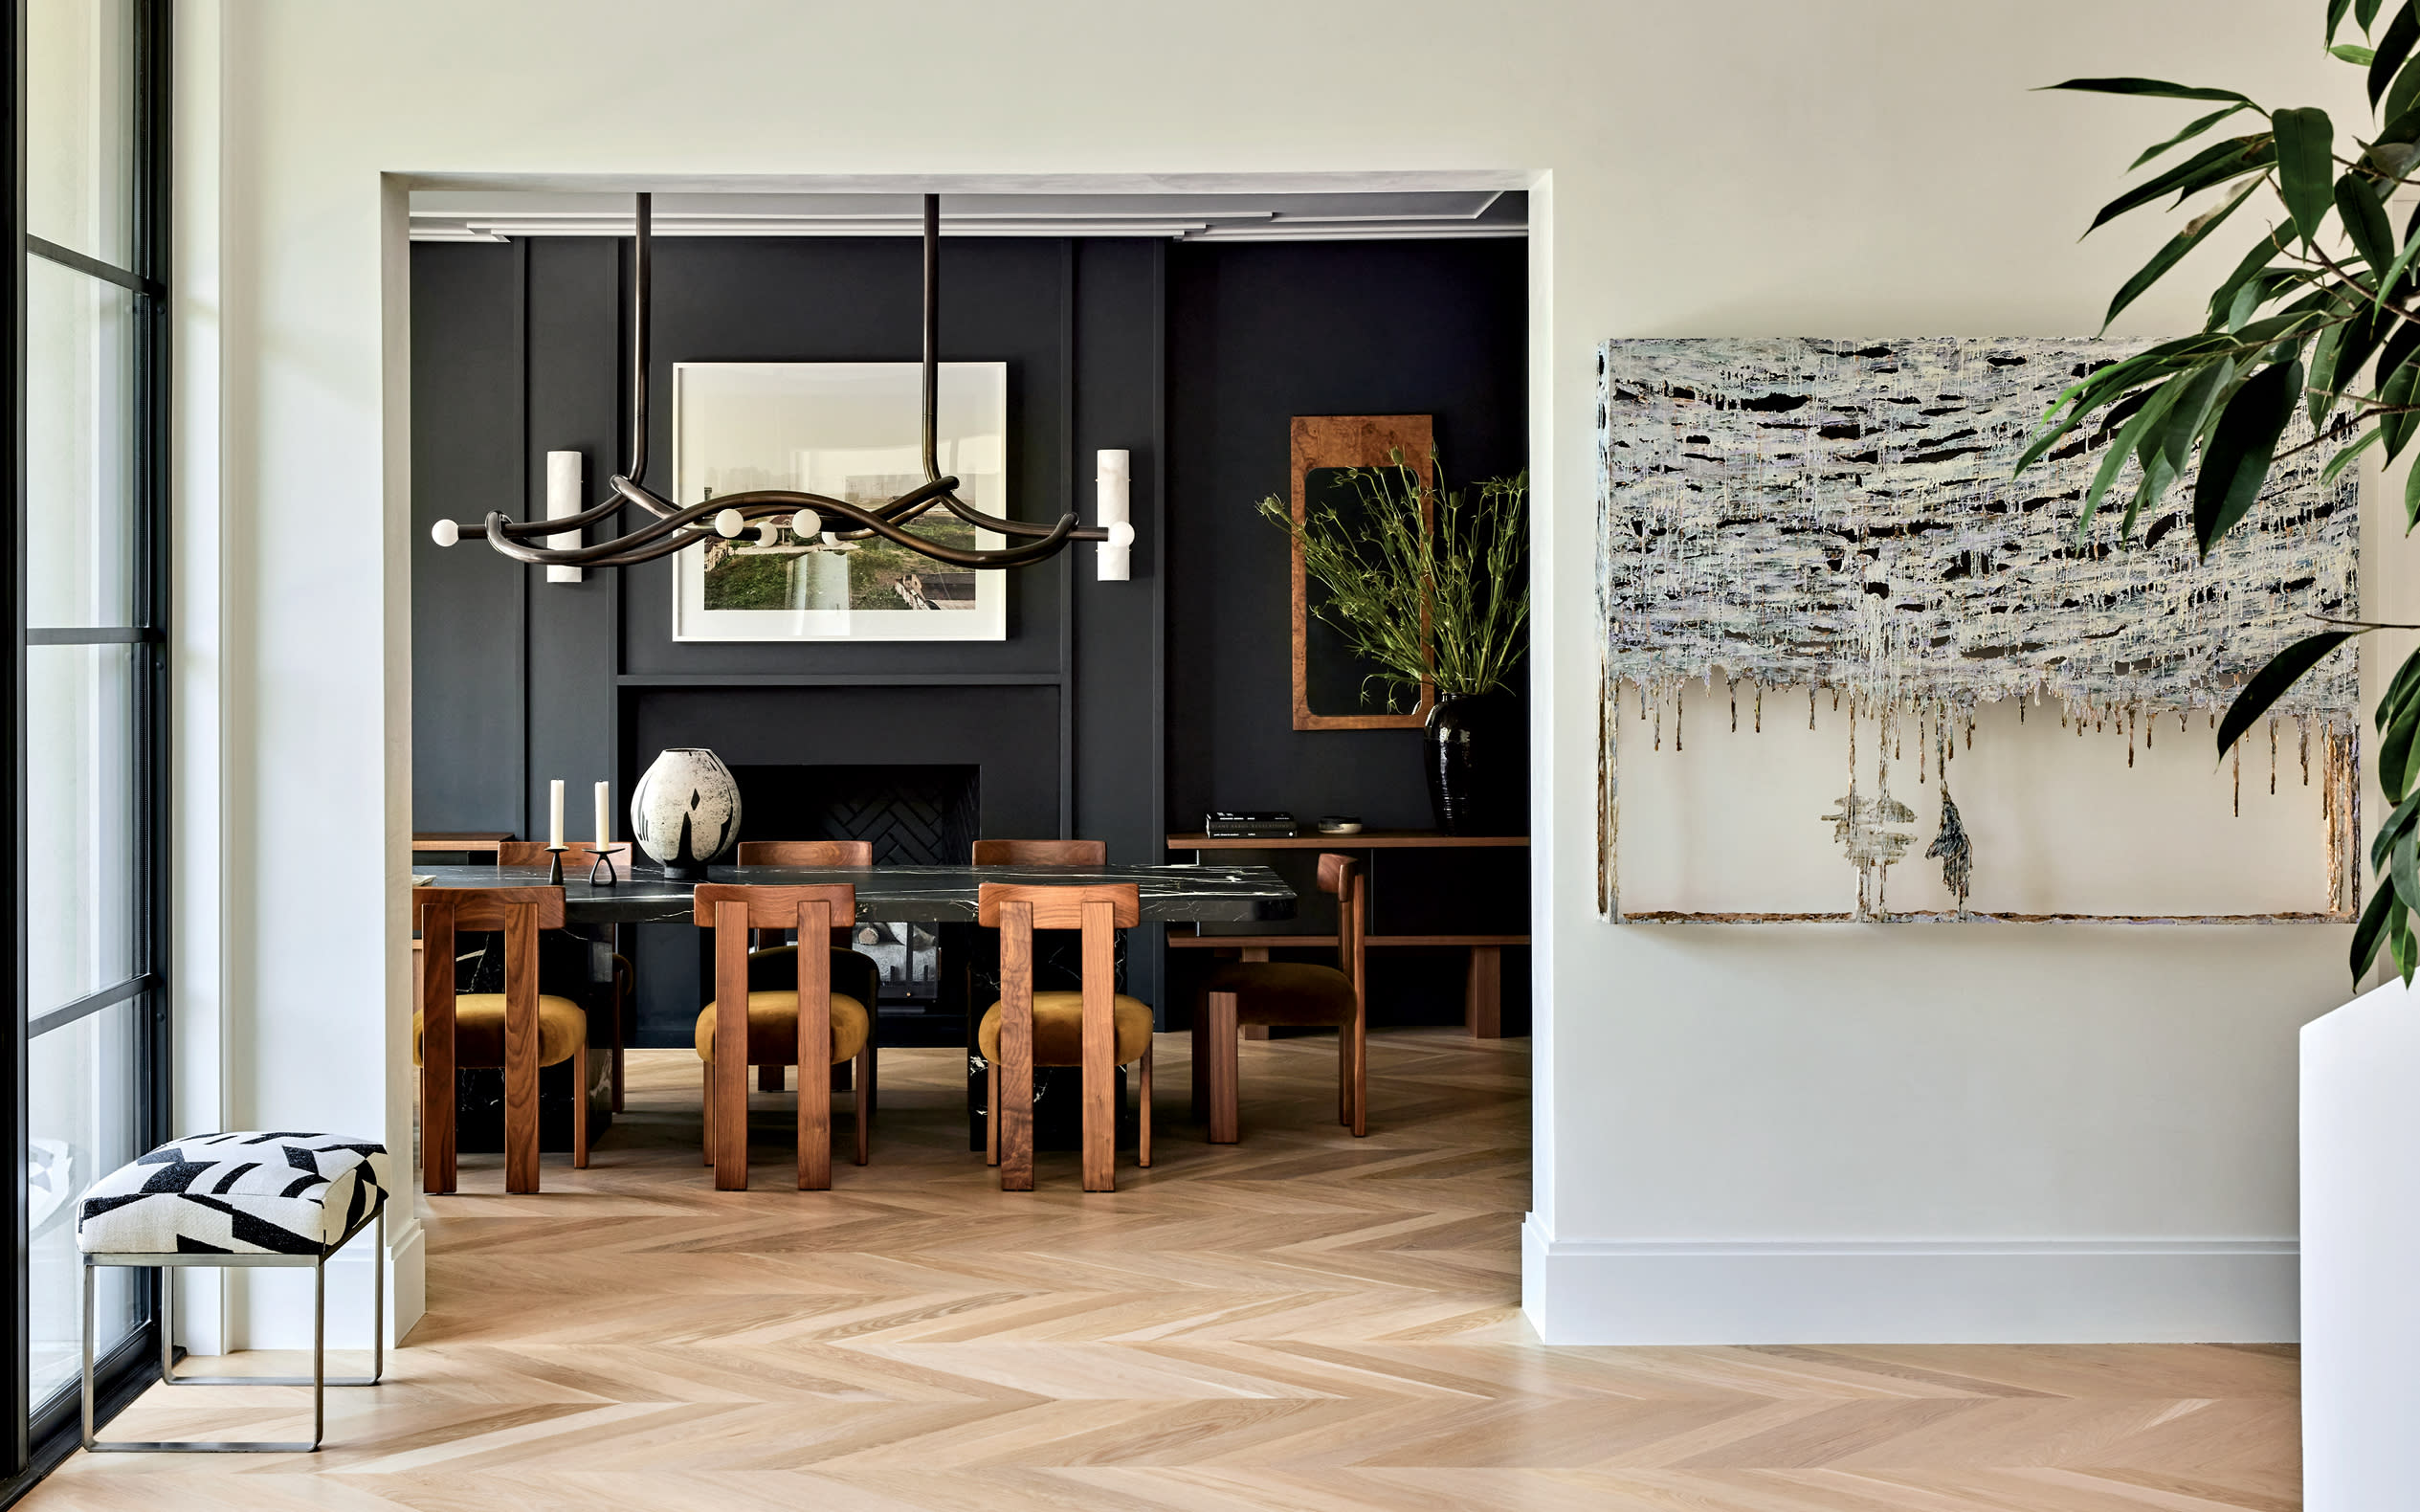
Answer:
[545,451,584,583]
[1097,449,1135,581]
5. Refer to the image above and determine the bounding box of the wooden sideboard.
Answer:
[1165,831,1528,1037]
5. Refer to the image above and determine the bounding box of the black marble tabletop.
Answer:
[411,861,1298,926]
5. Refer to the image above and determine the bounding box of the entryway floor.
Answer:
[27,1033,2297,1510]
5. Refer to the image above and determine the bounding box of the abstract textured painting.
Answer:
[1596,337,2360,923]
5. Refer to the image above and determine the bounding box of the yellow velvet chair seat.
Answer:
[694,991,871,1065]
[414,994,588,1068]
[977,992,1155,1067]
[1203,962,1357,1028]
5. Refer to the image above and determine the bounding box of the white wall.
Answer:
[181,0,2366,1346]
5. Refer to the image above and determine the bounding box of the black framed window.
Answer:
[5,0,169,1493]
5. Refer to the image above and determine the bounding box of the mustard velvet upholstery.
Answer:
[694,991,871,1065]
[413,994,588,1067]
[977,992,1155,1067]
[1203,961,1358,1028]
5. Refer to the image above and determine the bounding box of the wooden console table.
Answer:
[1166,831,1529,1037]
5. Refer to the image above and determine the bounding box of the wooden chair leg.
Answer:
[1351,1000,1367,1139]
[986,1060,1000,1167]
[611,955,630,1113]
[1339,1023,1350,1127]
[1190,993,1207,1123]
[572,1024,590,1170]
[701,1060,714,1166]
[1206,990,1239,1145]
[1139,1040,1152,1169]
[854,1043,873,1167]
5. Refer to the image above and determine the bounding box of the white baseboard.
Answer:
[223,1211,426,1351]
[1522,1215,2297,1345]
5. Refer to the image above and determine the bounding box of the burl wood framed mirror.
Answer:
[1289,415,1435,731]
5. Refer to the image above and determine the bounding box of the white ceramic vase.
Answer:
[630,746,742,878]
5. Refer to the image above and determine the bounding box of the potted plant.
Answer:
[1259,453,1529,833]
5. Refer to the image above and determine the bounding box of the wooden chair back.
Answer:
[976,882,1140,930]
[413,885,565,1193]
[495,839,633,869]
[735,839,873,866]
[692,882,859,1190]
[971,838,1105,866]
[1318,853,1365,991]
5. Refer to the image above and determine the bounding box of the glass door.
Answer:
[6,0,169,1486]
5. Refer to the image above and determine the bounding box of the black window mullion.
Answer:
[22,235,155,300]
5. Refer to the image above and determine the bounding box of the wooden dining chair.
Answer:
[732,840,880,1098]
[694,882,873,1191]
[971,838,1106,866]
[1195,853,1367,1143]
[496,839,634,1111]
[977,882,1150,1192]
[413,885,588,1194]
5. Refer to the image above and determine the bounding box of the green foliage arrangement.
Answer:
[2031,1,2420,983]
[1257,453,1528,710]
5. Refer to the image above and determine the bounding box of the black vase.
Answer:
[1424,691,1524,835]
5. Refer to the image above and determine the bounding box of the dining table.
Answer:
[413,858,1299,1186]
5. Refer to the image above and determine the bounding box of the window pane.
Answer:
[25,257,135,630]
[25,644,135,1013]
[28,1000,143,1407]
[25,0,135,267]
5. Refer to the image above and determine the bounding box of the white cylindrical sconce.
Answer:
[1096,449,1133,582]
[545,451,584,583]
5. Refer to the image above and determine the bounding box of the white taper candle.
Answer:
[594,781,611,846]
[549,779,565,848]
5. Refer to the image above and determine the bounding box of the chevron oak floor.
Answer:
[29,1030,2298,1510]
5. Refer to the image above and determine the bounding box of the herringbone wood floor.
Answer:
[29,1031,2298,1509]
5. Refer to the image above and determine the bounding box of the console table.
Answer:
[1165,831,1529,1037]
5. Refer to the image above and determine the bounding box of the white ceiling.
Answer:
[408,189,1527,243]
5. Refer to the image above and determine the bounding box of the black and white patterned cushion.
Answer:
[77,1132,391,1256]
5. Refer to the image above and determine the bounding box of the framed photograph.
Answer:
[671,361,1010,641]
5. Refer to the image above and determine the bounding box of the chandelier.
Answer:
[429,193,1128,572]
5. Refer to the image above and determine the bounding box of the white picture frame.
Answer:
[671,361,1010,641]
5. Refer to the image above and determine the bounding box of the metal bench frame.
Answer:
[80,1197,386,1453]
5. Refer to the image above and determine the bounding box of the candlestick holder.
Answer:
[588,848,620,887]
[545,844,567,886]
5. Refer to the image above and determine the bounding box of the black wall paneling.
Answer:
[410,232,1526,1041]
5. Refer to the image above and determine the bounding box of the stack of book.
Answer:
[1204,811,1298,838]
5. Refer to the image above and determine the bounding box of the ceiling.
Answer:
[408,189,1527,244]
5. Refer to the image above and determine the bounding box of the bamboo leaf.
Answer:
[2323,429,2386,482]
[2079,377,2187,536]
[2373,788,2420,870]
[2382,644,2420,734]
[2364,0,2388,33]
[2130,103,2249,168]
[2388,56,2420,125]
[2102,181,2263,328]
[2385,694,2420,802]
[2353,879,2400,978]
[2398,833,2420,908]
[2045,77,2255,102]
[2206,234,2291,328]
[2192,359,2302,555]
[2152,360,2230,500]
[2308,322,2349,423]
[2088,136,2276,233]
[2215,631,2356,757]
[2384,349,2420,458]
[2338,44,2381,63]
[2378,1,2420,103]
[2274,107,2338,245]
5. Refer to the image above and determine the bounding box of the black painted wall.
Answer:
[411,233,1525,1041]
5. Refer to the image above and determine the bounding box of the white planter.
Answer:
[629,746,742,878]
[2301,977,2420,1510]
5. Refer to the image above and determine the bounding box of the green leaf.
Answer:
[2405,441,2420,527]
[2364,0,2389,33]
[2129,103,2250,169]
[2385,350,2420,458]
[2308,322,2348,423]
[2103,180,2263,327]
[2398,834,2420,914]
[2193,359,2301,555]
[2383,644,2420,735]
[2378,1,2420,103]
[2215,631,2356,757]
[2353,875,2401,978]
[2388,56,2420,125]
[2340,172,2398,274]
[2323,429,2386,482]
[2087,135,2276,233]
[2393,899,2418,985]
[2385,694,2420,801]
[2079,377,2187,536]
[2372,788,2420,870]
[2045,77,2255,102]
[2365,233,2420,322]
[2206,234,2291,328]
[2335,0,2356,40]
[2337,42,2382,63]
[2274,108,2338,244]
[2151,360,2230,500]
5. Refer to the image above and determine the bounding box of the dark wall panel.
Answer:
[411,243,525,834]
[1164,239,1530,831]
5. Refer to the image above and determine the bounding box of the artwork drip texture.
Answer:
[1596,337,2359,923]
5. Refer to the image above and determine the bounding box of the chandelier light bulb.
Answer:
[714,508,745,539]
[789,509,822,539]
[432,519,460,547]
[1107,521,1137,550]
